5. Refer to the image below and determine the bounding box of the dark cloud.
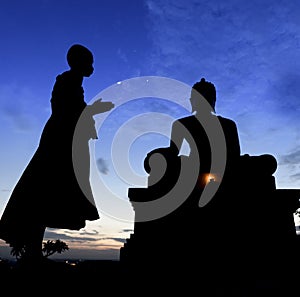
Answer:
[80,229,100,235]
[121,228,134,233]
[96,158,109,174]
[269,72,300,117]
[106,237,127,243]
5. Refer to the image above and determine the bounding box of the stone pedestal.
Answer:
[120,150,300,284]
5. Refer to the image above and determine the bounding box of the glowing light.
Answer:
[205,173,218,184]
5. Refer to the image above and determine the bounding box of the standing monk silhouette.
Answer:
[0,44,114,265]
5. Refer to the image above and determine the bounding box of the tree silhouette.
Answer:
[10,239,69,260]
[10,244,25,260]
[42,239,69,257]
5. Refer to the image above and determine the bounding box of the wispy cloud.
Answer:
[290,172,300,182]
[105,237,126,244]
[145,0,300,117]
[0,83,45,133]
[45,229,99,242]
[279,149,300,185]
[275,149,300,188]
[280,149,300,165]
[45,229,128,245]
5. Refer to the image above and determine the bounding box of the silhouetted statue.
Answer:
[169,78,298,289]
[121,78,243,285]
[170,77,240,173]
[167,78,243,283]
[121,78,300,294]
[0,44,114,266]
[168,78,240,207]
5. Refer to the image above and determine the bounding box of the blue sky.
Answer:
[1,0,300,260]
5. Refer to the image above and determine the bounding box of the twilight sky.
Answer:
[1,0,300,260]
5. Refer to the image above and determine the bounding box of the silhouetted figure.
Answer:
[0,44,114,266]
[168,78,242,286]
[169,77,240,201]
